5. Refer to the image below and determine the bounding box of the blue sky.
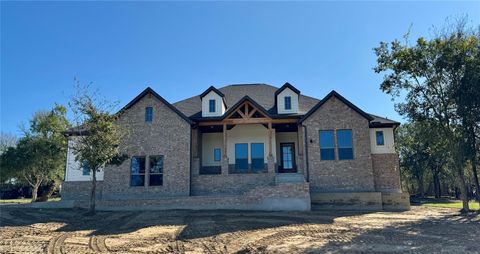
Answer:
[1,1,479,136]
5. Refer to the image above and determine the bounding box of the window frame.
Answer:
[149,155,164,186]
[319,130,335,160]
[284,96,292,110]
[375,131,385,146]
[130,156,146,187]
[145,107,153,122]
[213,148,221,162]
[250,143,265,171]
[234,143,249,172]
[81,161,90,176]
[209,99,216,113]
[337,129,354,160]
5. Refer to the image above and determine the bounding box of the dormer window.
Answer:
[284,96,292,110]
[209,99,216,112]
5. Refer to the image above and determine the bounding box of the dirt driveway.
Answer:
[0,206,478,253]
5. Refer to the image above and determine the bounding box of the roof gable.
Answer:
[274,82,300,96]
[118,87,194,125]
[299,90,374,123]
[200,86,225,99]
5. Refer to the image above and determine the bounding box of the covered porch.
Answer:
[191,98,306,177]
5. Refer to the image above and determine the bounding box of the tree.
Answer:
[0,105,69,201]
[0,132,17,155]
[69,83,126,214]
[374,18,479,212]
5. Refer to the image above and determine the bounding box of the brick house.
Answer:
[62,83,409,211]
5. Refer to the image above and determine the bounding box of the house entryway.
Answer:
[279,143,296,173]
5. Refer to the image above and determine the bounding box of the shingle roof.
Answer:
[173,83,320,118]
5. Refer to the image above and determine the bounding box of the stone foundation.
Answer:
[75,182,311,211]
[381,192,410,211]
[310,192,411,211]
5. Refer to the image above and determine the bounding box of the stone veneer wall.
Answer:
[101,93,191,200]
[303,96,375,192]
[372,154,402,192]
[191,173,275,195]
[75,182,311,211]
[61,181,103,200]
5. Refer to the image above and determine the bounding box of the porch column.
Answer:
[221,123,229,175]
[267,122,275,173]
[192,128,200,176]
[297,125,305,176]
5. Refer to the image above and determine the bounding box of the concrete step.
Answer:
[275,173,305,184]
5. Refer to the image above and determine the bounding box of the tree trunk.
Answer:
[88,169,97,215]
[31,183,39,202]
[468,126,480,207]
[417,174,424,198]
[455,165,470,213]
[432,166,441,199]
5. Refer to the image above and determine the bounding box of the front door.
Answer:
[279,143,296,173]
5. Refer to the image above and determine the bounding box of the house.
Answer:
[62,83,409,211]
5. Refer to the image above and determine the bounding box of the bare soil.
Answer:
[0,206,478,253]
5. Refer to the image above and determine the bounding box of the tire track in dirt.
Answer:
[47,233,70,254]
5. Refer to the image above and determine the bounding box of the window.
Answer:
[251,143,265,172]
[284,96,292,110]
[319,130,335,160]
[209,99,216,112]
[130,157,146,186]
[376,131,385,146]
[235,143,248,172]
[81,161,90,176]
[149,155,163,186]
[214,148,221,162]
[337,129,353,160]
[145,107,153,122]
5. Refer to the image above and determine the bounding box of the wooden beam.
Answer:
[198,118,297,126]
[247,108,257,118]
[236,108,246,118]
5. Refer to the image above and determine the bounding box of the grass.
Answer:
[416,198,479,210]
[0,197,61,204]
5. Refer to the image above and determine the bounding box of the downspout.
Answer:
[303,125,310,182]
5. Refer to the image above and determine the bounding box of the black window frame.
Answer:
[130,156,146,187]
[284,96,292,110]
[376,131,385,146]
[209,99,216,113]
[149,155,164,186]
[337,129,354,160]
[145,107,153,122]
[234,143,249,172]
[319,130,335,160]
[251,143,265,172]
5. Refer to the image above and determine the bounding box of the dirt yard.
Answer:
[0,206,478,254]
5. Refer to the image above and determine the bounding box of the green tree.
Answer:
[374,18,479,212]
[0,105,69,201]
[69,83,126,214]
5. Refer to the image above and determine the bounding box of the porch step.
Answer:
[275,173,305,184]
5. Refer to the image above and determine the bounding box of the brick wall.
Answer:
[372,154,402,192]
[303,96,375,192]
[61,181,103,200]
[191,173,275,195]
[102,93,191,200]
